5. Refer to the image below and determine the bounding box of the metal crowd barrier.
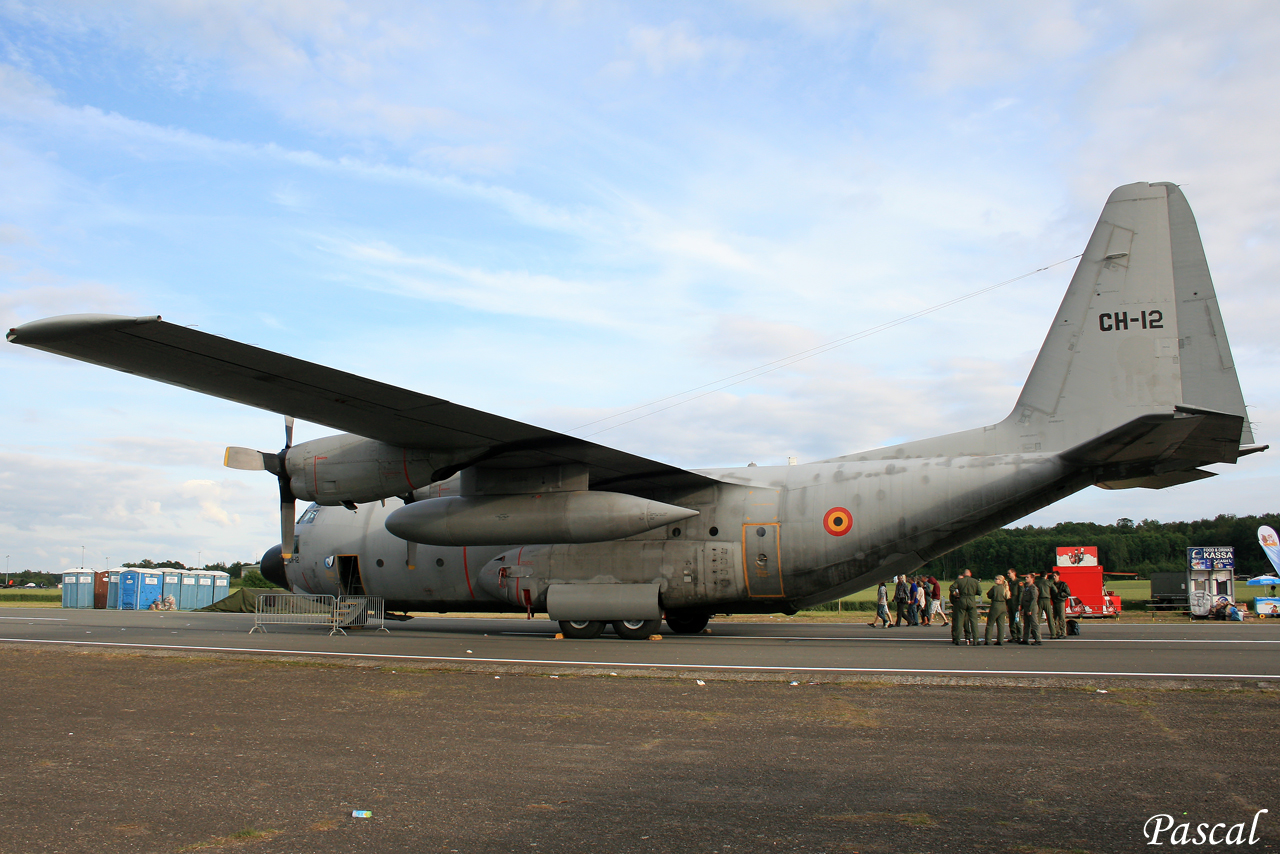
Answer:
[249,593,390,636]
[335,595,391,634]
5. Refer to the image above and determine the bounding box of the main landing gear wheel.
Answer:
[664,611,710,634]
[612,619,662,640]
[559,620,605,639]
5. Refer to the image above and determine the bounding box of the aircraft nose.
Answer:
[259,544,287,589]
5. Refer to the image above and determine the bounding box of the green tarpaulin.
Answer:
[196,587,279,613]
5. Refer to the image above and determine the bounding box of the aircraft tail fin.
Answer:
[1008,181,1254,474]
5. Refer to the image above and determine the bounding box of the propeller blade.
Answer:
[406,540,417,572]
[223,447,269,471]
[276,419,297,558]
[280,499,296,560]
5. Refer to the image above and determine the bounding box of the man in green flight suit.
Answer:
[1049,570,1072,638]
[1035,569,1054,640]
[955,569,981,646]
[984,574,1009,645]
[1020,570,1042,645]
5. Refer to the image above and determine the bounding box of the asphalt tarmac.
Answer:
[2,607,1280,685]
[2,609,1278,853]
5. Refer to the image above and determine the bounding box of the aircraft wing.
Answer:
[7,314,720,496]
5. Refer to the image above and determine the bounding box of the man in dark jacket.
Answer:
[1004,569,1020,642]
[949,578,963,644]
[893,575,909,626]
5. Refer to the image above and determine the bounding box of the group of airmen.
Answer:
[944,568,1073,646]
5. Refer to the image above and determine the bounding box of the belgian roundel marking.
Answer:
[823,507,852,537]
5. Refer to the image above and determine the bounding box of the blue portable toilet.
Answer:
[117,570,139,609]
[119,570,163,610]
[75,574,94,608]
[210,571,230,605]
[161,571,185,607]
[61,571,83,608]
[177,572,199,610]
[106,570,121,609]
[138,572,162,609]
[194,571,216,608]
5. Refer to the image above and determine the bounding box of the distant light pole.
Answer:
[4,555,8,586]
[81,545,85,571]
[197,550,202,570]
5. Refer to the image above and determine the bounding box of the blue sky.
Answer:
[2,1,1278,573]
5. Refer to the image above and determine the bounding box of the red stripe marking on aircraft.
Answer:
[312,455,327,495]
[462,547,474,599]
[402,449,415,491]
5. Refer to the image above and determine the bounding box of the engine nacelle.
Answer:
[384,490,698,546]
[285,434,474,505]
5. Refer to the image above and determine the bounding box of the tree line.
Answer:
[921,513,1280,580]
[121,559,258,578]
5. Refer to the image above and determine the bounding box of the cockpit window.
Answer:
[298,504,321,525]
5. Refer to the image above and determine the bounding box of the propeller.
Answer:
[225,416,298,559]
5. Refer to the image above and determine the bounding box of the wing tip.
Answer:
[8,314,162,346]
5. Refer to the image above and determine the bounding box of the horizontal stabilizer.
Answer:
[1062,407,1244,488]
[1097,469,1215,490]
[1063,408,1244,468]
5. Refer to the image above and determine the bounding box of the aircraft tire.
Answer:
[559,620,605,639]
[612,619,662,640]
[664,611,710,634]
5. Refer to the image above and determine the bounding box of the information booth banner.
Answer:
[1188,546,1235,571]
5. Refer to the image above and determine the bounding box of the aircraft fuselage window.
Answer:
[298,505,320,525]
[756,527,766,537]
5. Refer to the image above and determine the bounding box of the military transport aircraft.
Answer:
[8,182,1264,639]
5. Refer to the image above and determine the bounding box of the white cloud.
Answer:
[2,0,1279,573]
[605,21,747,79]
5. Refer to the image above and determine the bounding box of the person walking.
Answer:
[907,576,920,626]
[869,580,892,628]
[893,575,909,626]
[919,579,932,626]
[984,575,1009,645]
[1020,570,1042,645]
[928,576,949,626]
[1004,569,1020,641]
[1035,570,1054,638]
[1050,570,1072,638]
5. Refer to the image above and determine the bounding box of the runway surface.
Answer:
[4,607,1279,684]
[5,610,1279,853]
